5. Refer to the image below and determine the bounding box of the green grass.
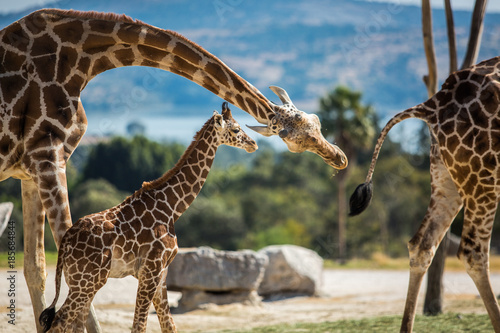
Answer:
[2,251,500,272]
[0,251,58,268]
[324,252,500,272]
[217,313,492,333]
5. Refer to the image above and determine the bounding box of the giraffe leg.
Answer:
[73,298,99,333]
[400,148,463,333]
[73,273,110,333]
[153,268,177,333]
[49,267,109,333]
[21,179,48,333]
[47,289,82,333]
[459,202,500,332]
[85,305,101,333]
[31,155,101,333]
[132,262,165,333]
[49,289,95,333]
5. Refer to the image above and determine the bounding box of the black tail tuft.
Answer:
[349,181,373,216]
[39,306,56,332]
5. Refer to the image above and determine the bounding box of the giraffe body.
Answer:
[350,56,500,332]
[39,104,257,333]
[0,9,346,331]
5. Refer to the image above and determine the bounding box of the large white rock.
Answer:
[167,247,268,291]
[257,245,323,297]
[166,247,268,311]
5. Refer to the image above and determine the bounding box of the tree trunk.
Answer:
[424,231,450,315]
[420,0,444,316]
[421,0,438,97]
[444,0,457,74]
[461,0,488,69]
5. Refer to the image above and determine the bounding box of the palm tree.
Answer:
[318,85,376,261]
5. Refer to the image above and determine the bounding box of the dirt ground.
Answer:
[1,268,499,332]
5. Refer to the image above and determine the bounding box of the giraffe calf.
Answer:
[39,103,257,333]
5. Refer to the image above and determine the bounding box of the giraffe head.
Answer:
[247,86,348,170]
[214,102,258,153]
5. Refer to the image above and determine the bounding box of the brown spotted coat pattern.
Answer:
[353,57,500,332]
[0,9,345,332]
[42,105,257,333]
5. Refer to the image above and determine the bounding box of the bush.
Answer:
[70,178,129,220]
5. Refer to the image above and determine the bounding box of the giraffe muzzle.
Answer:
[315,140,348,170]
[245,140,258,153]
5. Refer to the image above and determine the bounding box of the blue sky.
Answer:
[2,0,500,14]
[0,0,54,14]
[365,0,500,12]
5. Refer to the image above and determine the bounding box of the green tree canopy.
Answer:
[70,178,130,221]
[82,136,185,192]
[318,85,378,162]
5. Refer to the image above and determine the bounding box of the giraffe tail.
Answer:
[39,240,66,332]
[349,104,427,216]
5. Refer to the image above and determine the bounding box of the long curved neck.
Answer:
[140,118,218,222]
[34,9,273,124]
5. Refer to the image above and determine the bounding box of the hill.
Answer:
[1,0,499,144]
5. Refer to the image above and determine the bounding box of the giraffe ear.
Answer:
[213,111,225,130]
[246,125,273,137]
[270,86,293,105]
[221,102,233,119]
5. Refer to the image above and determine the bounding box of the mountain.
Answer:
[1,0,499,145]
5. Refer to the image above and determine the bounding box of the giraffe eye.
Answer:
[232,128,240,134]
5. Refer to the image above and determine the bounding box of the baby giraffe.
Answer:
[39,103,257,333]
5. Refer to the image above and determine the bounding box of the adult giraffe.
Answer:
[0,8,347,332]
[350,56,500,332]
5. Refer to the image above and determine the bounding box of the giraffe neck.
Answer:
[138,117,218,222]
[16,9,273,124]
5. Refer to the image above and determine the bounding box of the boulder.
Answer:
[167,247,268,311]
[257,245,323,297]
[0,202,13,237]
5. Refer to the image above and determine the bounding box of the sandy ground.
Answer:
[1,268,499,332]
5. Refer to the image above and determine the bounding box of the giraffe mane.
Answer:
[38,8,216,58]
[138,116,215,193]
[39,8,146,26]
[37,9,236,77]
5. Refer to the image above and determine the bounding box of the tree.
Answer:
[82,136,185,192]
[175,195,247,250]
[318,86,377,261]
[126,121,146,137]
[420,0,488,316]
[70,179,129,221]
